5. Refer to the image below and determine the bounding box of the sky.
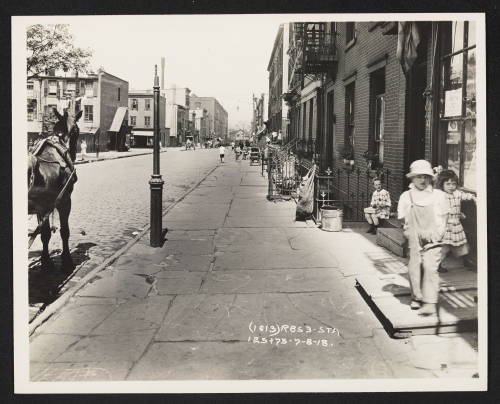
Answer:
[65,15,284,129]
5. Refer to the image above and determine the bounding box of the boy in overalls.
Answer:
[397,160,450,316]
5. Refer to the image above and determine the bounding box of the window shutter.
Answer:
[43,80,48,96]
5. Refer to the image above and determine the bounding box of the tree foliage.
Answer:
[27,24,93,79]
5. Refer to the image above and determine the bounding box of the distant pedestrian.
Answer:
[398,160,449,316]
[435,169,476,271]
[80,139,87,161]
[235,145,241,160]
[219,145,225,163]
[364,178,391,234]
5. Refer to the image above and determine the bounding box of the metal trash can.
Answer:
[320,205,343,232]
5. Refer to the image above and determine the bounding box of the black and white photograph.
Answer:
[12,13,487,393]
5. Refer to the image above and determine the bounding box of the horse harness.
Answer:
[28,138,78,248]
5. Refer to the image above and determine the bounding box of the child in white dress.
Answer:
[364,178,391,234]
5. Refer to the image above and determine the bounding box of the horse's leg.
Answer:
[58,198,74,271]
[38,213,52,268]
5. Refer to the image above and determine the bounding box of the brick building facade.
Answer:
[282,20,478,259]
[27,68,129,153]
[129,91,167,148]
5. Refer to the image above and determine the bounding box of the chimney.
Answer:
[161,57,165,90]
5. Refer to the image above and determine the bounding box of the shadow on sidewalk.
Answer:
[28,242,97,306]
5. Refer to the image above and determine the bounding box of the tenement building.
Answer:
[281,21,477,260]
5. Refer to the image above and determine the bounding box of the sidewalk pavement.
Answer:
[29,157,479,381]
[74,147,170,165]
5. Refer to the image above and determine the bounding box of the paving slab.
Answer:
[30,334,82,362]
[31,361,133,381]
[76,271,151,299]
[155,292,375,342]
[213,249,338,270]
[200,268,341,294]
[155,271,205,294]
[224,216,308,228]
[127,339,393,380]
[35,301,117,335]
[55,330,156,362]
[91,295,175,335]
[155,254,213,272]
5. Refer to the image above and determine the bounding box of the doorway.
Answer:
[404,23,429,169]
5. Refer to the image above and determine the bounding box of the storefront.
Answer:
[433,20,477,263]
[434,21,476,192]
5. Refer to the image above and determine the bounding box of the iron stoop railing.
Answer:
[266,153,392,222]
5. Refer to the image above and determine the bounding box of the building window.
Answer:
[118,87,121,101]
[145,98,151,111]
[130,115,136,126]
[85,82,94,97]
[370,68,386,165]
[144,116,151,127]
[66,82,76,93]
[438,21,476,190]
[344,82,355,154]
[27,82,34,97]
[48,80,57,96]
[131,99,138,110]
[27,99,37,121]
[346,22,356,46]
[84,105,93,122]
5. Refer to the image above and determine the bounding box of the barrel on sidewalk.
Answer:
[320,205,343,232]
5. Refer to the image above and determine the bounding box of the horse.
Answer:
[28,106,82,270]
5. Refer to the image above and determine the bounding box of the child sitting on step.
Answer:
[436,169,476,272]
[364,178,391,234]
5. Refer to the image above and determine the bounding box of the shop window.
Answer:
[84,105,93,122]
[438,21,476,191]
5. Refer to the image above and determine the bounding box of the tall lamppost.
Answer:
[149,65,165,247]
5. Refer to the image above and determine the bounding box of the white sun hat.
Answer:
[406,159,434,178]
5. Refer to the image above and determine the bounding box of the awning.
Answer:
[132,130,154,137]
[109,106,128,132]
[81,127,99,135]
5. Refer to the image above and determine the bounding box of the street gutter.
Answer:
[29,163,220,335]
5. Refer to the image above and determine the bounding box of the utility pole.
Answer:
[149,65,165,247]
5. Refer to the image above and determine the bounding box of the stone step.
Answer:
[376,227,407,258]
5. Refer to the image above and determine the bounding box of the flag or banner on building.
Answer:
[396,22,421,75]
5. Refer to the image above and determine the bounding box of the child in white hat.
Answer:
[397,160,450,316]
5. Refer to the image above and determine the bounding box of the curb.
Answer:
[74,150,167,165]
[29,163,220,336]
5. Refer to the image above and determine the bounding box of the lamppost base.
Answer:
[149,174,165,247]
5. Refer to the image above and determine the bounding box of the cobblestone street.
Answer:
[28,149,220,321]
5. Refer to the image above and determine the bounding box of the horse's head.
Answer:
[53,106,82,162]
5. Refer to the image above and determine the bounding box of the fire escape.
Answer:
[284,23,338,157]
[285,22,338,104]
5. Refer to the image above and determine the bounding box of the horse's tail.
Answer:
[27,153,38,190]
